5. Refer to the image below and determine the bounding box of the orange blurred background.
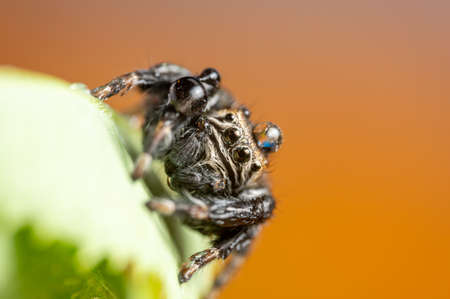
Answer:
[2,1,450,298]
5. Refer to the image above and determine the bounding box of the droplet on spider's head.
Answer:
[253,122,282,153]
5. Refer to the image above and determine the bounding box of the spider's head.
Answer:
[164,108,282,195]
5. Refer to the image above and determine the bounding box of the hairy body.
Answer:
[91,63,282,298]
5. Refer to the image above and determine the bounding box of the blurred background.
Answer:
[2,1,449,298]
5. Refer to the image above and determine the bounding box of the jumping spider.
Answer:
[91,63,282,297]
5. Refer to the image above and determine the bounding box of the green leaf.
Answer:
[0,67,214,299]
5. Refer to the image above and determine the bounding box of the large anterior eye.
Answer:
[233,146,251,163]
[253,122,282,153]
[169,77,207,114]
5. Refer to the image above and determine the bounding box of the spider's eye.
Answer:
[251,161,262,172]
[198,68,221,88]
[224,113,236,122]
[233,147,251,163]
[169,77,207,114]
[253,122,282,153]
[223,127,242,144]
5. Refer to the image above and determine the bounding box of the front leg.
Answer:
[90,62,191,100]
[145,197,209,220]
[145,188,275,286]
[178,225,260,284]
[208,188,275,227]
[146,187,275,227]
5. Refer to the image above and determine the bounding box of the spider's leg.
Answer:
[131,118,174,180]
[178,247,220,283]
[207,188,275,227]
[91,70,147,100]
[146,187,275,226]
[178,225,260,284]
[146,190,273,285]
[145,197,209,220]
[205,230,258,299]
[90,62,191,100]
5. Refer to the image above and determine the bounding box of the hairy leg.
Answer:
[146,188,275,226]
[131,119,174,180]
[178,225,259,284]
[146,196,264,284]
[145,197,208,220]
[90,62,191,100]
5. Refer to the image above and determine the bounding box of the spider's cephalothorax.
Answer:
[91,63,282,298]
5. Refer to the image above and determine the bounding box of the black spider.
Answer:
[91,63,282,298]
